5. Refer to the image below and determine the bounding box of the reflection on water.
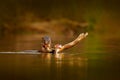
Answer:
[0,33,120,80]
[0,53,88,80]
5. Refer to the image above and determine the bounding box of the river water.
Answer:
[0,32,120,80]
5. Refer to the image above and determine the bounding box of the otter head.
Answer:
[41,36,51,51]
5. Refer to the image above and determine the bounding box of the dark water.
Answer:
[0,33,120,80]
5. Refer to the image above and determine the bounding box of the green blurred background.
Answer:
[0,0,120,37]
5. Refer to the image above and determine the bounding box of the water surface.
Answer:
[0,33,120,80]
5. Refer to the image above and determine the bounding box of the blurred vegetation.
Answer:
[0,0,120,37]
